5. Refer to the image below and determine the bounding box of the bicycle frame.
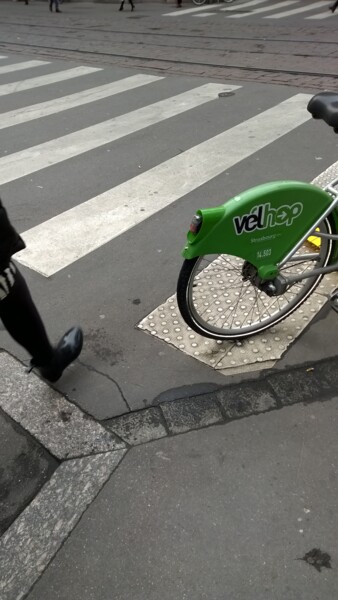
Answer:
[182,178,338,285]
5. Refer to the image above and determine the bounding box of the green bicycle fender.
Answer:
[182,181,334,280]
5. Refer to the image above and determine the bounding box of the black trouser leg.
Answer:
[0,266,54,365]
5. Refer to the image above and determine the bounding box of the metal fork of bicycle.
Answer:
[177,92,338,339]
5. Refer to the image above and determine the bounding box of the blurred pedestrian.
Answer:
[119,0,135,11]
[49,0,61,12]
[0,199,83,383]
[330,1,338,12]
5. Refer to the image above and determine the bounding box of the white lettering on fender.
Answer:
[233,202,303,235]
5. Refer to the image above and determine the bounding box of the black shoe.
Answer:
[56,8,62,12]
[131,4,134,10]
[119,2,124,9]
[330,5,335,12]
[31,327,83,383]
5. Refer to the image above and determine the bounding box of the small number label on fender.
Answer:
[257,248,272,259]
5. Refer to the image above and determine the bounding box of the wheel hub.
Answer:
[242,261,287,296]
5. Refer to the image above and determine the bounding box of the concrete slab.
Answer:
[0,353,125,459]
[24,397,338,600]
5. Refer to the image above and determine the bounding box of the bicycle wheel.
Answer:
[177,217,333,340]
[192,0,207,5]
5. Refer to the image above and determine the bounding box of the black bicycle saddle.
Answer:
[307,92,338,133]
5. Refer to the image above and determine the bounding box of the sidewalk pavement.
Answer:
[1,350,338,599]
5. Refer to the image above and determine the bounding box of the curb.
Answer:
[104,355,338,445]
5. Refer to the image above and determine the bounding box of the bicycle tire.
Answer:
[177,217,334,340]
[192,0,207,5]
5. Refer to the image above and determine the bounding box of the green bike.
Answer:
[177,92,338,340]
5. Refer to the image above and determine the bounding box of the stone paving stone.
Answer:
[0,409,58,537]
[0,450,126,600]
[216,382,278,419]
[106,407,168,445]
[160,394,224,435]
[266,367,324,406]
[0,353,125,459]
[315,359,338,392]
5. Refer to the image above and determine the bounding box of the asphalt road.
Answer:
[0,0,338,421]
[1,0,338,88]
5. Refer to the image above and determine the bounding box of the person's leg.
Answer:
[0,264,54,365]
[0,263,83,382]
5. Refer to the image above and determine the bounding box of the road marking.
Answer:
[228,0,297,18]
[265,1,326,18]
[0,59,49,75]
[0,74,163,130]
[0,55,8,60]
[306,11,332,19]
[163,4,219,16]
[16,93,312,276]
[220,0,270,11]
[0,66,101,97]
[193,12,216,16]
[0,83,234,187]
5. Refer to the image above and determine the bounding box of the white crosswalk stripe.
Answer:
[0,74,163,130]
[0,55,320,279]
[164,4,218,16]
[307,11,332,19]
[0,83,233,186]
[220,0,277,11]
[228,0,297,18]
[0,59,50,75]
[0,65,101,97]
[265,0,329,19]
[164,0,335,21]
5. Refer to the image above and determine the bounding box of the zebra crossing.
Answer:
[0,54,325,279]
[164,0,334,21]
[1,51,337,401]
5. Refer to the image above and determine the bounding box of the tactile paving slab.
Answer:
[138,272,337,375]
